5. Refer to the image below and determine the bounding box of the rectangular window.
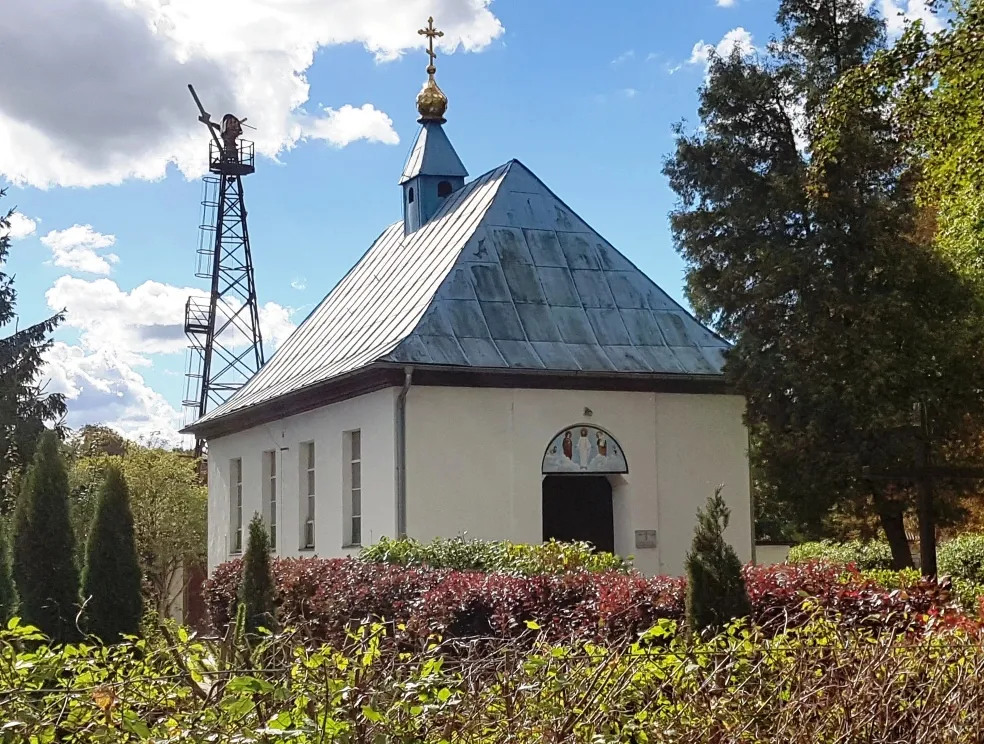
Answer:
[230,458,243,554]
[301,442,315,549]
[264,450,277,551]
[345,430,362,547]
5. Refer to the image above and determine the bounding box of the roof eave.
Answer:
[184,362,734,441]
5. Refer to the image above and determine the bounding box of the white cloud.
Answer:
[611,49,635,66]
[291,277,307,290]
[1,212,38,240]
[621,88,639,99]
[40,224,119,275]
[717,0,737,7]
[689,27,756,68]
[44,341,183,444]
[878,0,943,36]
[0,0,504,188]
[42,275,298,443]
[46,275,296,358]
[298,104,399,148]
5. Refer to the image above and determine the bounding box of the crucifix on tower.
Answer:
[418,16,444,75]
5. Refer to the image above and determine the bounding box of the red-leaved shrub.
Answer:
[203,557,974,643]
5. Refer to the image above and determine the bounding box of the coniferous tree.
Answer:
[664,0,984,566]
[238,514,276,636]
[0,526,14,625]
[685,489,751,635]
[0,192,66,514]
[12,431,80,643]
[82,464,143,643]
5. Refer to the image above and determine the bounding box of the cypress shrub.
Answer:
[11,431,80,644]
[82,464,143,643]
[0,525,14,625]
[685,488,751,635]
[238,513,276,635]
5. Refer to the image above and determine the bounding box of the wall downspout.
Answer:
[395,366,413,538]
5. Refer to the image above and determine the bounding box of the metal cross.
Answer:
[418,17,444,72]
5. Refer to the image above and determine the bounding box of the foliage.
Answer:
[67,424,127,459]
[685,489,751,634]
[937,533,984,583]
[238,514,276,636]
[665,0,984,567]
[788,538,895,570]
[204,554,970,644]
[70,446,206,616]
[2,612,984,742]
[360,535,632,575]
[0,525,13,626]
[11,431,80,644]
[0,192,66,514]
[81,464,143,643]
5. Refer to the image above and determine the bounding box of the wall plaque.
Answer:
[634,530,658,549]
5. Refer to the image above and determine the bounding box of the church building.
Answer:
[186,19,753,577]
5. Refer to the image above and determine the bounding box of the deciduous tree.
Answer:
[664,0,984,567]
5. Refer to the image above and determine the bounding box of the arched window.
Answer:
[408,187,415,204]
[437,181,453,198]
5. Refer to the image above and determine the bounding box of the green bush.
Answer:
[685,489,751,634]
[238,514,276,636]
[359,536,632,575]
[81,464,143,644]
[938,534,984,583]
[788,539,894,570]
[11,431,80,644]
[3,614,984,742]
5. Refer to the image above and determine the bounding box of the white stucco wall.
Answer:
[205,388,397,572]
[404,386,751,577]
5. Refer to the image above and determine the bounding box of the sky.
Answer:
[1,0,940,446]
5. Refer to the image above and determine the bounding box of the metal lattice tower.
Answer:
[183,85,264,456]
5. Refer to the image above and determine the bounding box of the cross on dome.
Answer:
[415,17,449,122]
[418,17,444,75]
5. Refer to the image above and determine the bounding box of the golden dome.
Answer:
[416,72,448,122]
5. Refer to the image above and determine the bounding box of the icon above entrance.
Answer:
[541,424,628,475]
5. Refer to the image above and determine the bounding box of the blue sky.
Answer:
[1,0,935,443]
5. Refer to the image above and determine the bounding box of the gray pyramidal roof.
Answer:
[193,160,729,428]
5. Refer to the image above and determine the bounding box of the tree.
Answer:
[81,464,143,643]
[68,425,127,459]
[12,431,80,643]
[70,445,206,617]
[663,0,984,568]
[685,489,751,634]
[0,192,66,514]
[0,525,14,625]
[238,514,276,636]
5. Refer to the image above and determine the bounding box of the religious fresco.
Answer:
[541,425,628,475]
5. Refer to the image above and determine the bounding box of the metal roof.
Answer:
[399,122,469,185]
[191,159,729,429]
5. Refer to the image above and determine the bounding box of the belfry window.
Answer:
[408,187,415,204]
[437,181,453,198]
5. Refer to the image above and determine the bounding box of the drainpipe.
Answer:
[395,366,413,538]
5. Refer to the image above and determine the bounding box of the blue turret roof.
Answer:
[399,122,468,185]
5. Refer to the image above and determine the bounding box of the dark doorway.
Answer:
[541,475,614,553]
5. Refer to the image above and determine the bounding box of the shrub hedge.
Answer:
[938,534,984,583]
[359,536,632,575]
[204,556,975,643]
[5,615,984,742]
[787,539,894,570]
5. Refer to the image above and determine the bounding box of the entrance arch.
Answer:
[540,424,626,553]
